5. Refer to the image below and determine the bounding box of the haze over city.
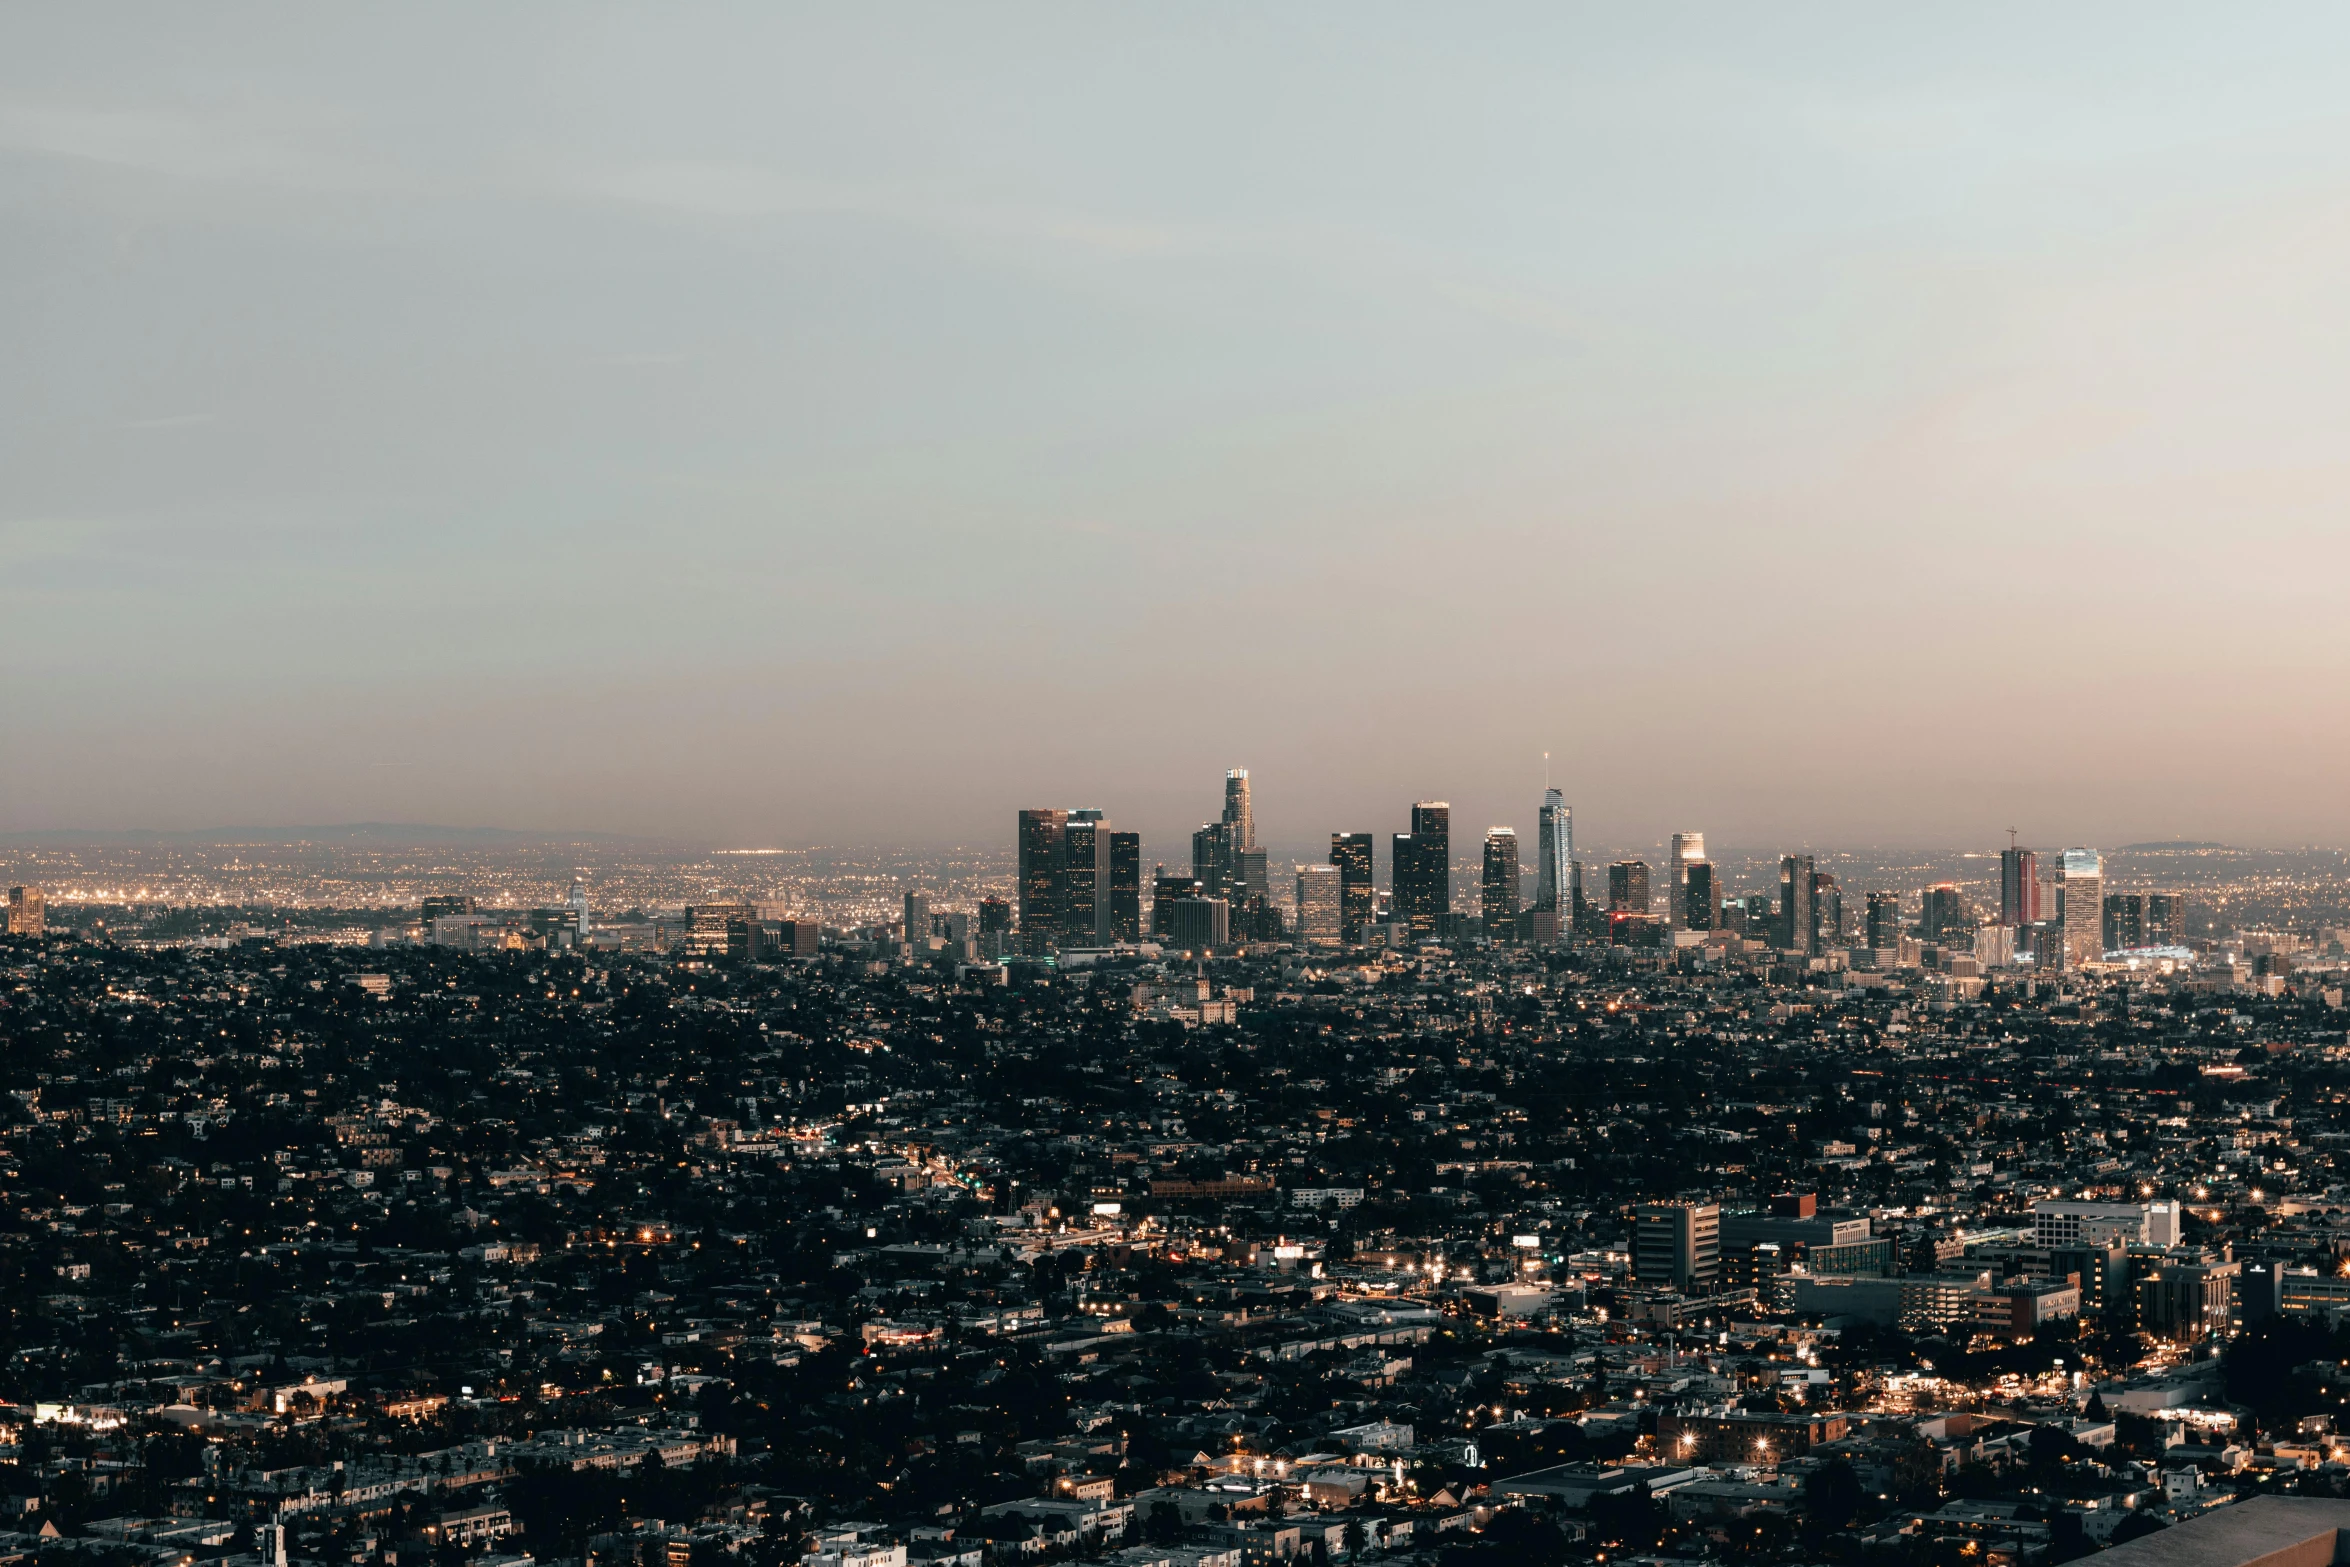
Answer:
[10,6,2350,847]
[27,16,2350,1567]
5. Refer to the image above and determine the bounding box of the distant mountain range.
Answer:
[0,823,639,847]
[2116,841,2231,852]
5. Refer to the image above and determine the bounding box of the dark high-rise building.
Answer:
[1864,890,1902,950]
[978,897,1013,936]
[1607,859,1650,915]
[1481,828,1520,940]
[1062,813,1110,946]
[902,891,931,942]
[2103,892,2147,951]
[1683,861,1716,931]
[1779,855,1817,954]
[2000,847,2040,927]
[1152,869,1203,940]
[1191,821,1234,899]
[1812,872,1844,947]
[421,894,477,927]
[1017,808,1068,951]
[1667,832,1705,926]
[1234,846,1269,907]
[1392,801,1451,935]
[1570,860,1594,933]
[2145,891,2189,946]
[1168,897,1229,952]
[1108,832,1142,943]
[1920,883,1974,945]
[1330,832,1375,943]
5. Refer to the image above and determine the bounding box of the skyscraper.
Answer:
[903,890,931,943]
[1295,864,1343,949]
[1812,871,1844,947]
[2145,890,2189,947]
[1191,821,1234,900]
[1779,855,1817,955]
[1682,860,1715,931]
[1481,828,1520,941]
[1223,768,1254,850]
[1108,832,1142,943]
[1234,847,1269,907]
[1919,884,1974,944]
[1062,813,1110,945]
[2103,892,2146,951]
[1151,869,1203,940]
[1329,832,1375,944]
[1016,809,1068,952]
[1999,847,2040,927]
[1864,890,1902,951]
[2059,847,2104,967]
[1667,832,1706,927]
[1535,789,1572,914]
[1392,802,1451,936]
[1607,859,1650,915]
[5,886,45,938]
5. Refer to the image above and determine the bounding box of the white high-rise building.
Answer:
[2059,847,2104,968]
[1294,864,1343,949]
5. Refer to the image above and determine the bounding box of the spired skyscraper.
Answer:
[1193,767,1263,923]
[1534,789,1573,940]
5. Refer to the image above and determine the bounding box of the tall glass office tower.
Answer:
[2059,847,2104,967]
[1535,789,1573,915]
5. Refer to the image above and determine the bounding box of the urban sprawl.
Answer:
[9,773,2350,1567]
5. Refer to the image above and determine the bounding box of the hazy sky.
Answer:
[9,6,2350,857]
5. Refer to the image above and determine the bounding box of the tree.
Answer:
[1802,1458,1863,1536]
[1474,1510,1570,1567]
[2109,1511,2168,1545]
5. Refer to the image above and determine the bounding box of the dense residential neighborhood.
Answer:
[7,903,2350,1567]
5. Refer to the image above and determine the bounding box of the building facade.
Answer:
[2059,847,2104,966]
[1481,828,1520,941]
[1295,864,1343,949]
[1391,802,1451,936]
